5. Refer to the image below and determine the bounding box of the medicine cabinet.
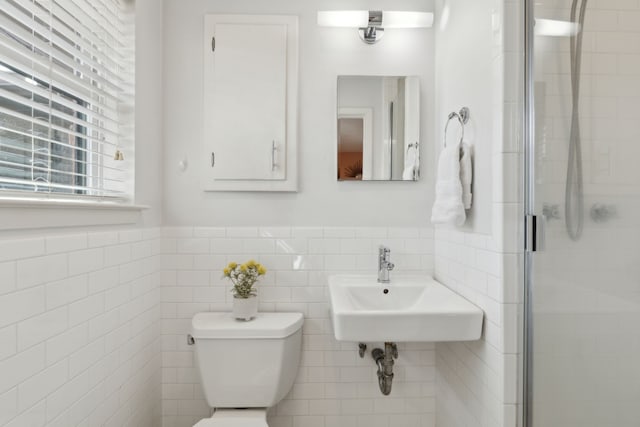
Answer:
[202,15,298,191]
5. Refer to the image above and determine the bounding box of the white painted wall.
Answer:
[135,0,165,227]
[432,0,522,426]
[162,0,435,226]
[434,0,496,234]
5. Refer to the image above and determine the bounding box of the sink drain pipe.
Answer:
[371,342,398,395]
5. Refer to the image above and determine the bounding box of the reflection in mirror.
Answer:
[337,76,420,181]
[337,108,372,180]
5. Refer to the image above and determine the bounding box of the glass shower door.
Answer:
[526,1,640,426]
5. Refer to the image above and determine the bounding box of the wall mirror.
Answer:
[336,76,420,181]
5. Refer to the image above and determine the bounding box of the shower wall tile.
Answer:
[160,226,436,427]
[0,228,162,427]
[494,153,522,203]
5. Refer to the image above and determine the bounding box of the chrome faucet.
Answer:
[377,246,395,283]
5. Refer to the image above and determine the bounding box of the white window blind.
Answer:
[0,0,134,201]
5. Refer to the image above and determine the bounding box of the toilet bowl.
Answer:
[190,312,304,426]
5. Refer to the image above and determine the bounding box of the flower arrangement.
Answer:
[223,260,267,299]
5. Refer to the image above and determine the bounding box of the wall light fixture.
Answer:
[535,19,580,37]
[317,10,433,44]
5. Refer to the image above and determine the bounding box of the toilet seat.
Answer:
[193,409,268,427]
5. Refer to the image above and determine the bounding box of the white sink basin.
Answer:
[328,274,484,342]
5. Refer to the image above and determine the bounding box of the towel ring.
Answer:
[444,107,470,147]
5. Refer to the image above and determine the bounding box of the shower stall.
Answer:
[525,1,640,426]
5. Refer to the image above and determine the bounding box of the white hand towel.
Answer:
[460,142,473,209]
[431,142,466,226]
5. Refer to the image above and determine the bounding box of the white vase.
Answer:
[232,296,258,321]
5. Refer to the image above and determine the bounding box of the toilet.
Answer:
[190,312,304,426]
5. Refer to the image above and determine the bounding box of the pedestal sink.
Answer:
[328,274,483,342]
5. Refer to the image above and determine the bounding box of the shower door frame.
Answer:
[523,0,535,426]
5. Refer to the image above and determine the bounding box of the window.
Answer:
[0,0,134,201]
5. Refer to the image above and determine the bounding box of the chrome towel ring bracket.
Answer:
[444,107,470,147]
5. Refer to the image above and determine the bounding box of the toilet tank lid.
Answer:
[191,312,304,339]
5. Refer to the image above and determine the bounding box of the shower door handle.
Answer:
[525,214,545,252]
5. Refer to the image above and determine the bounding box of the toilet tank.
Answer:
[191,312,304,408]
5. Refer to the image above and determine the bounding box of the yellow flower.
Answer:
[240,264,248,272]
[246,259,256,267]
[257,265,267,275]
[228,262,237,269]
[223,267,230,276]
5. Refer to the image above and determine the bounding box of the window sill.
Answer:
[0,197,149,231]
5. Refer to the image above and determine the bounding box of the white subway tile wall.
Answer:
[434,229,520,427]
[0,220,521,427]
[160,226,437,427]
[0,228,162,427]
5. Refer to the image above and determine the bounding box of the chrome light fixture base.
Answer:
[317,10,433,45]
[360,11,384,44]
[358,26,384,44]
